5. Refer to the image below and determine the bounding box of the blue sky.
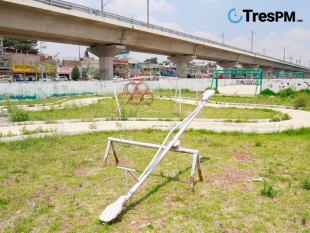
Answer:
[40,0,310,66]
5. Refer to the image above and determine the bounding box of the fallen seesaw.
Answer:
[100,89,215,222]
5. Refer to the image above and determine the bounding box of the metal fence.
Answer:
[31,0,308,70]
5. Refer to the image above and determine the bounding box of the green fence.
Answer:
[275,71,304,79]
[210,69,263,96]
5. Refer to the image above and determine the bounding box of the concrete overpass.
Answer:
[0,0,309,79]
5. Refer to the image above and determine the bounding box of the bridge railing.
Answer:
[31,0,307,70]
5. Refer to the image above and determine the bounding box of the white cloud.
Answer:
[193,31,219,42]
[284,28,310,40]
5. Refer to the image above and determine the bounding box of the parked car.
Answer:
[40,76,52,81]
[56,76,68,81]
[0,75,13,82]
[113,76,121,80]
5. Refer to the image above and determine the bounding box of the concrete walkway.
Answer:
[1,95,310,142]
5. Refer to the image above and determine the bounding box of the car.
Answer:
[56,76,68,81]
[0,75,13,82]
[113,76,121,80]
[40,76,52,81]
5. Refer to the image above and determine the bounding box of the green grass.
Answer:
[10,98,281,122]
[212,88,310,111]
[0,94,108,107]
[0,128,310,232]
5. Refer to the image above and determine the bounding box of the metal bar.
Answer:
[107,137,199,155]
[196,154,203,181]
[125,170,128,194]
[128,171,139,181]
[189,153,198,192]
[117,166,136,172]
[103,140,111,165]
[110,141,119,164]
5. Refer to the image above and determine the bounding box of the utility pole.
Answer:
[284,47,285,61]
[220,33,224,44]
[147,0,149,27]
[289,55,293,63]
[251,30,255,52]
[40,41,46,80]
[101,0,112,17]
[299,55,301,64]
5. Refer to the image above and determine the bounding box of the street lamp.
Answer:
[40,41,47,80]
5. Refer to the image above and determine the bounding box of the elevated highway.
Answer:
[0,0,309,79]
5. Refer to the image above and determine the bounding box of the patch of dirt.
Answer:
[74,166,102,176]
[118,157,134,165]
[230,145,255,162]
[207,167,252,192]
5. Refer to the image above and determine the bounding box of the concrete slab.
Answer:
[217,85,259,96]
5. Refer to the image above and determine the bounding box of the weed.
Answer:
[88,122,98,129]
[10,108,29,122]
[6,130,17,137]
[255,141,262,147]
[20,126,53,135]
[279,88,296,98]
[281,113,291,121]
[261,181,277,198]
[260,88,276,96]
[116,122,122,128]
[270,116,281,122]
[294,95,308,109]
[302,177,310,190]
[302,214,308,225]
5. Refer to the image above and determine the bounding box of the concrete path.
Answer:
[1,96,310,142]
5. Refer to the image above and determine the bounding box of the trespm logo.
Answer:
[228,8,303,23]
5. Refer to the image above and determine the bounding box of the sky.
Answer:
[37,0,310,66]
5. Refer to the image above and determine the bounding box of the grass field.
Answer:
[3,96,283,123]
[0,128,309,232]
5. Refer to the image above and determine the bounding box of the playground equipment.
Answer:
[113,77,182,116]
[210,69,263,96]
[99,89,215,222]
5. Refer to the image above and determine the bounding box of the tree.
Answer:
[144,57,158,64]
[71,65,80,81]
[3,37,38,51]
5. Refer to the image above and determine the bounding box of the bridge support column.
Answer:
[168,55,195,78]
[88,44,126,80]
[260,66,273,79]
[218,62,238,78]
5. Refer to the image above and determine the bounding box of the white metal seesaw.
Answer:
[99,90,215,222]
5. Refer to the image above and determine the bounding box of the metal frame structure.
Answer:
[275,71,304,79]
[210,69,263,96]
[113,77,181,116]
[99,90,215,222]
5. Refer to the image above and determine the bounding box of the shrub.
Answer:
[279,88,295,98]
[294,95,308,109]
[260,89,276,96]
[10,108,29,122]
[302,177,310,190]
[281,113,291,121]
[261,182,277,198]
